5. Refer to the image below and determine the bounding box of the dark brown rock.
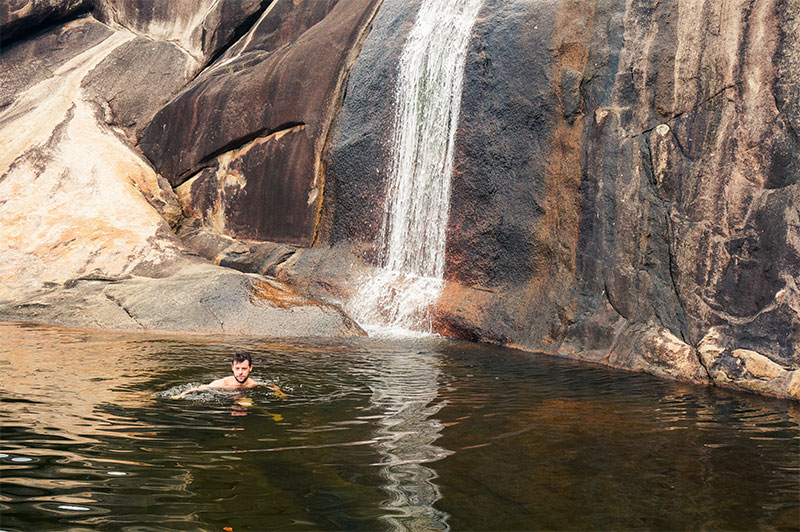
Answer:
[81,36,198,140]
[321,0,420,252]
[446,0,799,396]
[314,0,799,397]
[139,0,383,245]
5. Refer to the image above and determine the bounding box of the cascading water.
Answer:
[348,0,483,335]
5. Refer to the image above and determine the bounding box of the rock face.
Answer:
[139,0,383,245]
[0,2,365,338]
[0,0,797,396]
[93,0,266,65]
[319,0,799,398]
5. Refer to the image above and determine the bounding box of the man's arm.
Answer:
[171,384,210,399]
[267,383,287,399]
[171,378,226,399]
[244,380,287,398]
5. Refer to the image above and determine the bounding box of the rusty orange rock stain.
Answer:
[522,0,595,345]
[249,279,317,309]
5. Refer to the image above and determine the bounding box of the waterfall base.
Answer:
[347,270,444,336]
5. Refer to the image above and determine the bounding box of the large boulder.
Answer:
[139,0,383,245]
[0,4,365,339]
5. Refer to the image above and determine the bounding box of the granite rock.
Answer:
[139,0,383,245]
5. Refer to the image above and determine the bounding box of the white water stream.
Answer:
[348,0,483,335]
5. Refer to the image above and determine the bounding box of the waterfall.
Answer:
[348,0,482,335]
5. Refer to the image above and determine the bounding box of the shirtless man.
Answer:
[171,352,285,399]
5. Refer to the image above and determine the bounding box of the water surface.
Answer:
[1,321,798,531]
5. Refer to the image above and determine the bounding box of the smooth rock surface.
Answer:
[1,265,364,337]
[0,3,367,339]
[140,0,383,245]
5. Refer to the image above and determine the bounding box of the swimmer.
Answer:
[171,351,286,399]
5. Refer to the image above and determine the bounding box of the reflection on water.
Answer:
[1,321,798,531]
[369,352,451,531]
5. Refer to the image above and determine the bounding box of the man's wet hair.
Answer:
[232,351,253,365]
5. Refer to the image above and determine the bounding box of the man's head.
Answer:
[231,351,253,384]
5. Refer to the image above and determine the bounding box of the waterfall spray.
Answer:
[348,0,483,335]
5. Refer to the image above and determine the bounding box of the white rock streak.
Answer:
[0,30,181,294]
[0,31,133,176]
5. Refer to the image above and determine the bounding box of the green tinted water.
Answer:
[1,322,798,531]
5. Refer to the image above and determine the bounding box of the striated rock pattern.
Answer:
[93,0,266,65]
[320,0,799,398]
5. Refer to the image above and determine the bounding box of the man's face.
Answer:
[231,360,253,384]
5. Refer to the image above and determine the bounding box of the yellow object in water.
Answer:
[236,398,254,407]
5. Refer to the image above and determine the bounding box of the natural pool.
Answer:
[1,321,798,531]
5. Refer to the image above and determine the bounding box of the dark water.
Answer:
[1,322,798,531]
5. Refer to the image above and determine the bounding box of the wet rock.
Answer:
[320,0,799,397]
[322,0,421,251]
[605,323,709,383]
[443,0,798,398]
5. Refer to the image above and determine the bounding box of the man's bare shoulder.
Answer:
[244,378,262,389]
[208,377,237,390]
